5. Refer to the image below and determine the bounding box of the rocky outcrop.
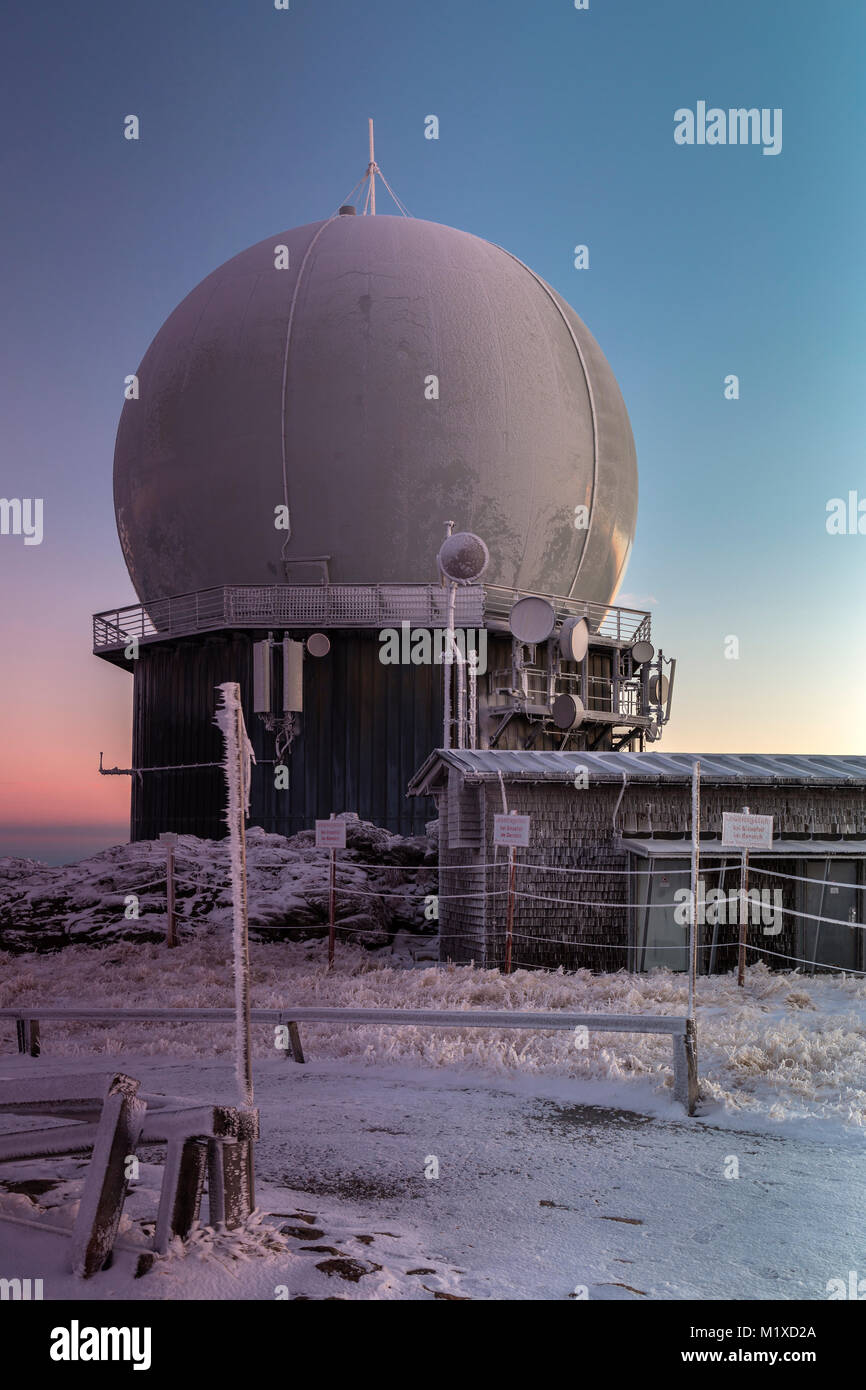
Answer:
[0,819,438,953]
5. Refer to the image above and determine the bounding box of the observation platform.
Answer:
[92,583,652,664]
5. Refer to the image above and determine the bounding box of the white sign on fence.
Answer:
[315,819,347,849]
[721,812,773,851]
[493,813,531,848]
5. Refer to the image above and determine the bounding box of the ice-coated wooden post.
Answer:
[214,682,254,1111]
[688,761,700,1019]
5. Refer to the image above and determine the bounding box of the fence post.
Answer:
[160,832,178,948]
[328,814,337,969]
[215,683,255,1113]
[70,1075,146,1277]
[287,1021,305,1064]
[737,806,750,987]
[16,1018,39,1056]
[685,1019,699,1115]
[504,846,515,975]
[688,761,700,1020]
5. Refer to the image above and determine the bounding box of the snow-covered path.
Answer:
[2,1052,862,1300]
[232,1059,866,1301]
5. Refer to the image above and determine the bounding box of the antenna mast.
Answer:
[366,118,377,215]
[339,120,411,218]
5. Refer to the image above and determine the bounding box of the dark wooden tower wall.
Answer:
[130,632,442,841]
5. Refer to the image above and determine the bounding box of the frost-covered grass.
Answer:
[2,938,865,1128]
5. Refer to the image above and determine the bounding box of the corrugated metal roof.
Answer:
[408,749,866,793]
[620,838,866,858]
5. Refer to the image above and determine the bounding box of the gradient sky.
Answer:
[1,0,864,862]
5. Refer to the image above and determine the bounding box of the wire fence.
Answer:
[103,846,866,978]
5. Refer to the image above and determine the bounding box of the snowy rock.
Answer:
[0,819,437,953]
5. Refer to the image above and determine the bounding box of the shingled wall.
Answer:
[436,777,866,973]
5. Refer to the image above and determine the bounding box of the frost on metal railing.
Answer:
[224,584,484,627]
[94,583,487,650]
[483,586,651,643]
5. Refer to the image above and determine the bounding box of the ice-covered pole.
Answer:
[215,682,255,1109]
[468,647,478,750]
[443,581,457,749]
[688,761,700,1020]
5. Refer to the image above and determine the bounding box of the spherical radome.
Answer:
[113,214,637,604]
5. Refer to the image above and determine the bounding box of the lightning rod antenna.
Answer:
[366,118,377,215]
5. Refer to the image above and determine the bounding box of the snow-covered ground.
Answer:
[1,1050,863,1301]
[2,828,865,1300]
[2,938,865,1129]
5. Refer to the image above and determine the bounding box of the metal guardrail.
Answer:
[93,584,487,652]
[494,667,645,718]
[2,1005,698,1114]
[483,586,651,643]
[93,584,652,653]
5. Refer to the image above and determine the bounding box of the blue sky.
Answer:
[1,0,864,859]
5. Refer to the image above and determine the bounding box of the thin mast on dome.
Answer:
[365,118,377,215]
[337,121,411,218]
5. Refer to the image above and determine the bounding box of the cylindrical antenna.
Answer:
[468,648,478,750]
[455,626,466,750]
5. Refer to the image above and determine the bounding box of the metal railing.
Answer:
[1,1005,698,1114]
[93,583,651,653]
[93,584,487,652]
[483,586,651,643]
[488,666,645,722]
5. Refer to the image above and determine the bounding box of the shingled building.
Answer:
[407,751,866,975]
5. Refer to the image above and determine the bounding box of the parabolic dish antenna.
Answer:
[631,640,655,666]
[551,693,586,731]
[649,672,669,704]
[559,616,589,663]
[509,596,556,645]
[306,633,331,658]
[437,531,490,584]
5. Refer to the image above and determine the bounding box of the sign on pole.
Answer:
[493,813,530,974]
[315,820,347,849]
[721,812,773,851]
[493,813,531,848]
[722,808,773,987]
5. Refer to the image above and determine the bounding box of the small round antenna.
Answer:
[306,633,331,657]
[437,531,490,585]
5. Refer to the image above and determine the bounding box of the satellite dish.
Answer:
[437,531,490,584]
[559,616,589,663]
[551,693,585,731]
[306,633,331,658]
[551,693,585,730]
[631,640,654,665]
[509,596,556,644]
[648,672,669,704]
